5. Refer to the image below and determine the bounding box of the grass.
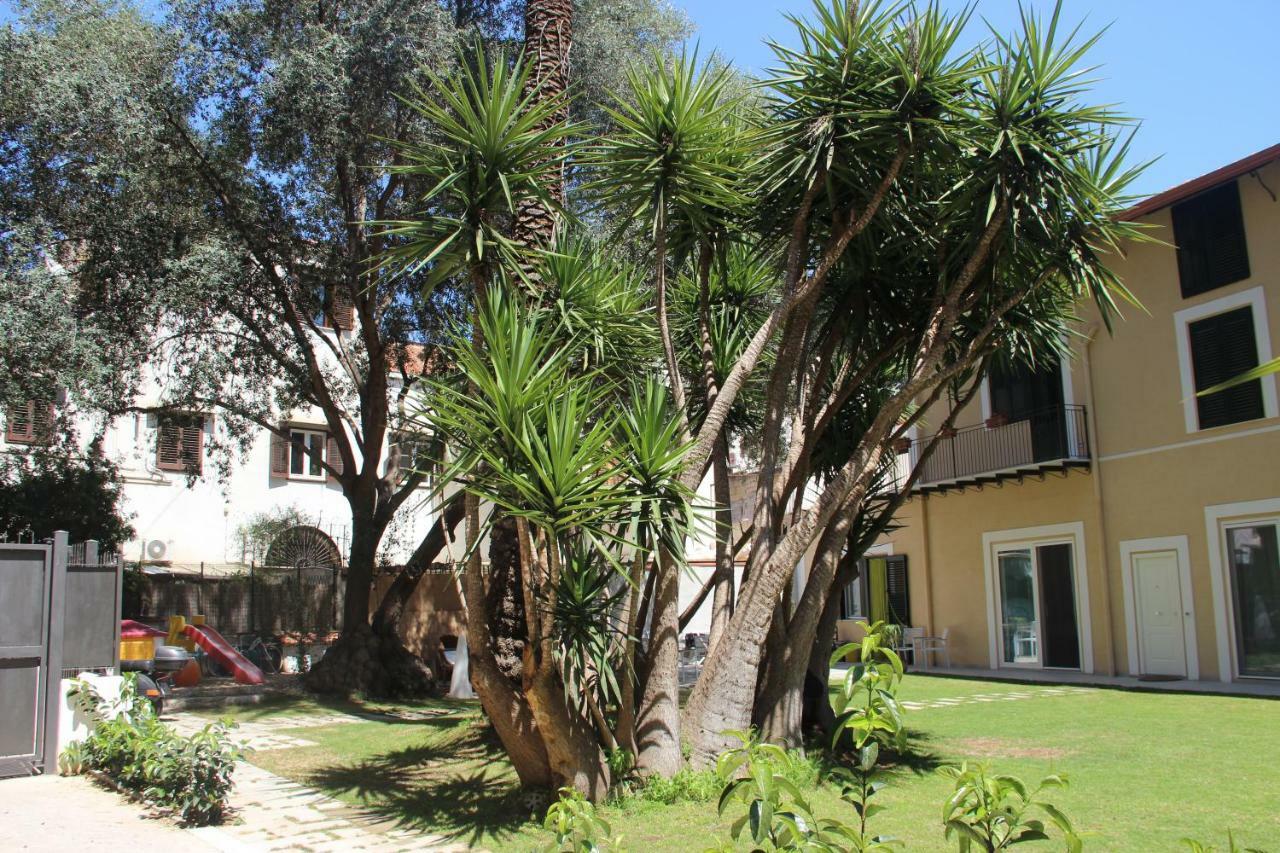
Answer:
[200,677,1280,851]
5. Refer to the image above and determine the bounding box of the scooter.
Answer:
[120,644,191,716]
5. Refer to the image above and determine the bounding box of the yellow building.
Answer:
[860,144,1280,686]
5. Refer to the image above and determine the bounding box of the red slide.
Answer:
[183,624,265,685]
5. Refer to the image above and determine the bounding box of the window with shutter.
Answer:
[5,399,54,445]
[1190,306,1265,429]
[156,415,204,474]
[1172,181,1250,299]
[885,555,910,625]
[285,428,327,480]
[314,285,355,331]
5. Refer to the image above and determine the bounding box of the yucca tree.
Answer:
[589,0,1148,763]
[380,48,576,788]
[418,290,692,799]
[586,50,753,775]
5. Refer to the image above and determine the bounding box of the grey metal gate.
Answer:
[0,534,65,778]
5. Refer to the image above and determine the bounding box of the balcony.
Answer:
[897,404,1091,494]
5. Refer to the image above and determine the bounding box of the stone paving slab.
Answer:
[165,710,478,852]
[899,685,1096,711]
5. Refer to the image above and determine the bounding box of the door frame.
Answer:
[983,522,1094,674]
[1119,536,1198,680]
[1205,498,1280,682]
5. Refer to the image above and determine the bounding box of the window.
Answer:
[270,427,341,481]
[313,285,355,331]
[849,556,909,624]
[289,429,327,480]
[5,399,54,445]
[1171,181,1250,298]
[156,415,204,474]
[1189,306,1266,429]
[1225,521,1280,678]
[1174,287,1276,433]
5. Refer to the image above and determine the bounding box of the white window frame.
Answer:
[288,428,328,481]
[982,522,1094,673]
[1204,498,1280,682]
[1173,286,1277,434]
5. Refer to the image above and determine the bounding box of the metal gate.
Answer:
[0,535,64,778]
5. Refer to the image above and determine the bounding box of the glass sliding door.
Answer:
[997,542,1082,669]
[999,549,1039,665]
[1227,522,1280,678]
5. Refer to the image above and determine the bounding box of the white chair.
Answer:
[913,627,951,671]
[894,626,925,667]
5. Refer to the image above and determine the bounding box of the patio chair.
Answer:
[913,627,951,671]
[893,626,924,667]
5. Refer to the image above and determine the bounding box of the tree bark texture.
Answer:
[635,548,682,777]
[513,0,573,251]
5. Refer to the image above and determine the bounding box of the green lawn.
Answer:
[201,677,1280,851]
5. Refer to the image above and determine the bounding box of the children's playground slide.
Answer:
[182,623,265,685]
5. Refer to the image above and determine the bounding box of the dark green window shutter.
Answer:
[1190,306,1265,429]
[885,555,910,625]
[1172,181,1250,299]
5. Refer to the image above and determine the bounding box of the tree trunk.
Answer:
[487,513,528,682]
[370,491,466,639]
[307,497,436,698]
[757,513,853,747]
[459,492,554,788]
[635,548,681,777]
[707,433,734,656]
[524,657,611,801]
[513,0,573,253]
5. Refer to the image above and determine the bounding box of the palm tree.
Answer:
[514,0,575,250]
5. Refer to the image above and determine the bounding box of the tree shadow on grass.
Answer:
[303,716,532,847]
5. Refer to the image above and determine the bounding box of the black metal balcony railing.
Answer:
[899,404,1090,491]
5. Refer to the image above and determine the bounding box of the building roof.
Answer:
[1121,143,1280,221]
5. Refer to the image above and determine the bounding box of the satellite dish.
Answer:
[146,539,167,560]
[264,526,342,570]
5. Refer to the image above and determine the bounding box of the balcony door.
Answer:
[989,357,1067,462]
[997,542,1081,669]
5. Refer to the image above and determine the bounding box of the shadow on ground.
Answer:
[303,713,528,847]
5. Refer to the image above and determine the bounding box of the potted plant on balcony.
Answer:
[892,437,912,454]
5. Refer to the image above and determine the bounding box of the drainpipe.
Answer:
[1082,324,1118,676]
[920,493,936,635]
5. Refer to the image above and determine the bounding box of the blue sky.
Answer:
[679,0,1279,198]
[4,1,1275,199]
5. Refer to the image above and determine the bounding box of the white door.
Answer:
[1133,551,1187,678]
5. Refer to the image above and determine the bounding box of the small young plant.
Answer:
[939,762,1081,852]
[825,742,902,852]
[829,620,907,757]
[543,787,623,853]
[713,730,825,851]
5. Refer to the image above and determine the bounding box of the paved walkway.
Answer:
[898,685,1096,711]
[164,707,474,852]
[0,773,215,852]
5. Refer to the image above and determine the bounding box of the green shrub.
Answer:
[632,767,722,804]
[543,787,624,852]
[60,675,240,825]
[939,763,1080,852]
